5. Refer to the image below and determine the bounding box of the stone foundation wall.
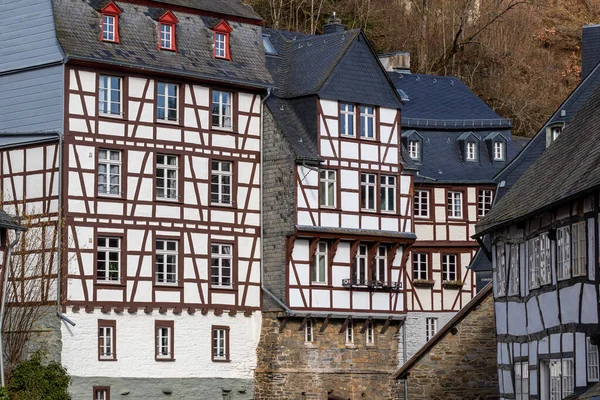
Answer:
[255,313,401,399]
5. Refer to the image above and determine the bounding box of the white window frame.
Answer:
[99,75,122,117]
[102,15,116,42]
[319,170,336,208]
[156,154,178,201]
[539,233,551,286]
[156,239,178,285]
[97,237,121,282]
[211,160,233,206]
[366,321,374,345]
[408,140,420,160]
[572,221,587,277]
[157,82,178,122]
[442,254,457,282]
[98,325,115,360]
[557,226,571,281]
[98,149,121,196]
[588,337,599,382]
[514,361,529,400]
[354,245,368,284]
[95,388,109,400]
[413,253,428,281]
[374,245,387,282]
[304,320,313,343]
[380,175,396,213]
[466,141,477,161]
[212,90,233,130]
[496,243,506,296]
[312,242,328,284]
[160,23,174,50]
[425,317,437,341]
[213,328,228,360]
[508,244,519,296]
[339,103,355,137]
[447,191,463,219]
[215,32,227,58]
[493,141,505,160]
[211,243,233,288]
[345,321,354,344]
[528,237,540,290]
[359,106,375,139]
[478,189,493,217]
[414,190,429,218]
[156,325,172,359]
[360,173,376,211]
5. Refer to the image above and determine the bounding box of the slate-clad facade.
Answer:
[0,0,270,398]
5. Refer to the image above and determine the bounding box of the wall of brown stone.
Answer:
[255,313,401,399]
[392,292,498,400]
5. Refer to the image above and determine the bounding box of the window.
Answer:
[366,321,374,345]
[339,103,355,137]
[496,243,506,296]
[557,226,571,281]
[572,221,586,277]
[304,320,313,343]
[157,83,178,122]
[98,320,116,361]
[211,243,233,287]
[373,246,387,282]
[312,241,327,284]
[156,239,178,284]
[514,362,529,400]
[262,34,277,55]
[539,233,551,286]
[98,149,121,196]
[547,359,574,399]
[361,173,376,211]
[345,321,354,344]
[447,191,463,218]
[211,161,233,205]
[155,321,174,360]
[528,237,540,290]
[478,189,493,217]
[213,20,232,60]
[99,76,121,116]
[320,170,336,207]
[100,3,120,43]
[493,141,505,161]
[408,140,420,160]
[156,154,178,200]
[211,90,233,129]
[380,175,396,212]
[466,142,477,161]
[354,245,368,284]
[212,326,230,361]
[508,244,519,296]
[158,11,178,51]
[414,190,429,218]
[588,337,599,382]
[442,254,457,282]
[94,387,110,400]
[359,106,375,139]
[97,237,120,282]
[413,253,428,281]
[425,318,437,341]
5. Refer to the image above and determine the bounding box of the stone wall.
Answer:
[399,311,455,366]
[255,313,401,399]
[392,290,498,400]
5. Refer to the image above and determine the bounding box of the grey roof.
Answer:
[0,211,26,232]
[296,225,417,240]
[0,133,59,148]
[149,0,262,20]
[52,0,272,89]
[476,82,600,234]
[583,25,600,80]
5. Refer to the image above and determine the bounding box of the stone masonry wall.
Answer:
[262,108,297,311]
[399,311,455,365]
[392,292,498,400]
[255,313,401,399]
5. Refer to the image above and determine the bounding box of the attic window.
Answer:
[408,140,420,160]
[101,2,121,43]
[397,89,410,102]
[466,142,477,161]
[493,141,504,161]
[263,35,277,55]
[158,11,179,51]
[213,20,232,60]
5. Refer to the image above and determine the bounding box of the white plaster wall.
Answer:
[61,310,262,379]
[399,311,456,364]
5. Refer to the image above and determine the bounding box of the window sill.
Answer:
[153,283,183,290]
[442,280,463,290]
[97,194,125,200]
[413,279,435,288]
[155,119,182,127]
[155,198,183,205]
[366,343,376,348]
[310,282,329,287]
[212,358,231,363]
[155,358,176,362]
[210,285,236,291]
[304,342,317,349]
[345,344,357,349]
[99,358,118,362]
[210,203,236,210]
[95,281,126,288]
[211,126,235,133]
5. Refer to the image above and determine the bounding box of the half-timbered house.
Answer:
[475,80,600,400]
[255,19,417,399]
[0,0,270,397]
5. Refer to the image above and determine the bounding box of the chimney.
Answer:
[378,52,411,73]
[582,25,600,80]
[323,12,345,35]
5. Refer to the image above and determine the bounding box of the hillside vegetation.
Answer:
[248,0,600,136]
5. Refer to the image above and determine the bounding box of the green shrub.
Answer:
[7,350,70,400]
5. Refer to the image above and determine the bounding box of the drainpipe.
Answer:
[0,230,22,387]
[56,130,64,317]
[403,320,408,399]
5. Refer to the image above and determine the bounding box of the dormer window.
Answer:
[484,132,507,162]
[493,141,504,161]
[546,122,564,148]
[408,140,420,160]
[213,20,232,60]
[100,2,121,43]
[158,11,179,51]
[466,142,477,161]
[263,35,277,55]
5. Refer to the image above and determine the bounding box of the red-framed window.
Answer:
[100,2,121,43]
[158,11,178,51]
[213,20,232,60]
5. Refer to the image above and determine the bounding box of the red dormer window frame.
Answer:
[158,11,179,51]
[213,20,232,60]
[100,2,122,43]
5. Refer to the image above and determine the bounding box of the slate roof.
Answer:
[149,0,262,21]
[297,225,417,240]
[583,25,600,80]
[52,0,272,89]
[564,382,600,399]
[476,82,600,234]
[0,211,26,232]
[0,133,59,148]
